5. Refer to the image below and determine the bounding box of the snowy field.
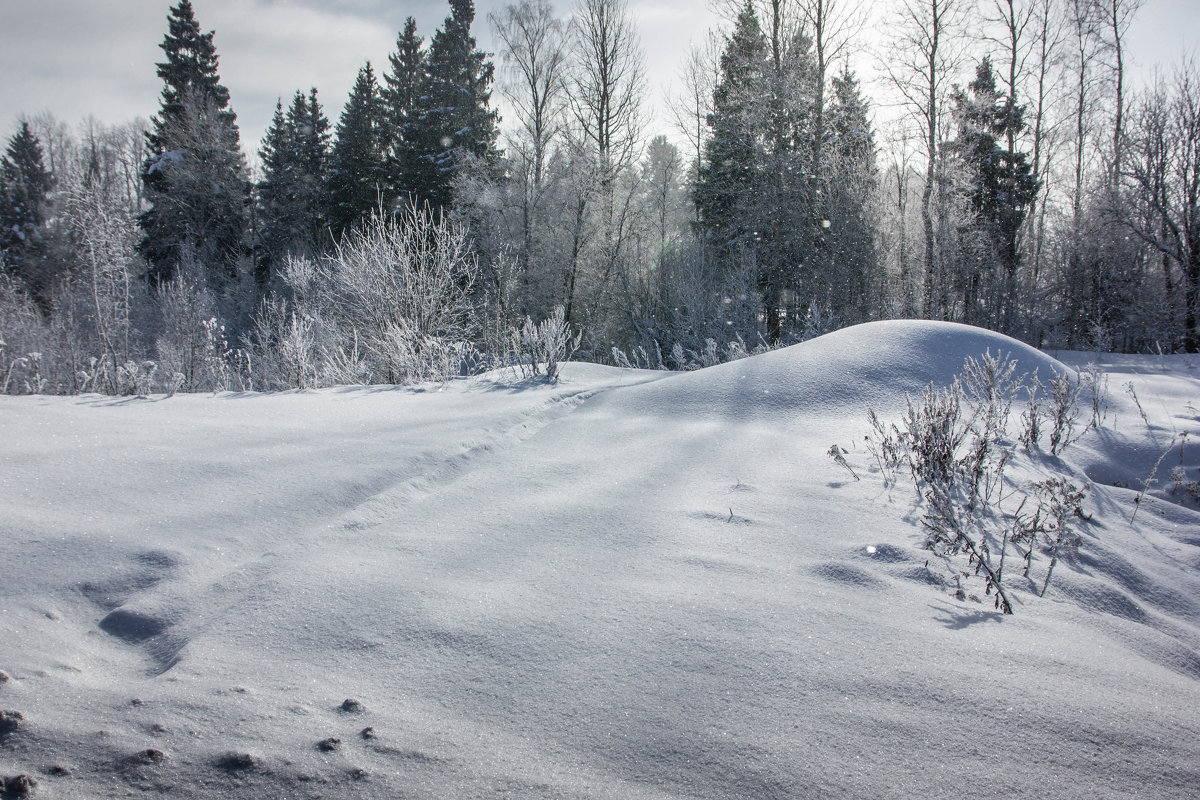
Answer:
[1,320,1198,799]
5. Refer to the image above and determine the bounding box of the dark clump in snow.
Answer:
[810,561,886,588]
[337,698,364,714]
[315,737,340,752]
[1,774,37,799]
[214,752,257,772]
[130,748,167,765]
[0,710,23,738]
[98,609,168,643]
[0,671,9,684]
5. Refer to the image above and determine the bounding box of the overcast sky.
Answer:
[1,0,1196,160]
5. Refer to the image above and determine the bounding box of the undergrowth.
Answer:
[833,351,1095,614]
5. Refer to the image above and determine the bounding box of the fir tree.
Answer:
[295,88,332,249]
[0,122,54,302]
[822,67,879,322]
[408,0,501,215]
[140,0,249,291]
[326,63,386,239]
[146,0,231,153]
[694,0,767,251]
[383,17,427,207]
[256,99,296,287]
[256,89,331,286]
[949,57,1038,326]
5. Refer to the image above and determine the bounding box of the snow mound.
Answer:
[606,319,1068,423]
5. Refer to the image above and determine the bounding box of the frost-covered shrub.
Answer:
[281,206,481,385]
[510,305,581,381]
[0,275,54,394]
[1029,477,1087,596]
[154,277,246,393]
[244,296,320,390]
[847,352,1097,614]
[1047,370,1084,455]
[616,333,766,372]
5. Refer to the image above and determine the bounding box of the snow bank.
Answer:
[607,320,1068,425]
[1,321,1197,799]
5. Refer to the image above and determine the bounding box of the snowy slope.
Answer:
[1,321,1198,799]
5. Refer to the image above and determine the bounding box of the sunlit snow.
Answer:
[1,320,1198,799]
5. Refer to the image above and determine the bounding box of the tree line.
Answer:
[1,0,1197,396]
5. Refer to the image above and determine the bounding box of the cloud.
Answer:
[0,1,162,131]
[205,0,396,148]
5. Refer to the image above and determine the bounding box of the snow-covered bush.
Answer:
[847,352,1096,614]
[243,297,321,391]
[613,333,767,372]
[509,305,581,381]
[154,277,245,393]
[281,206,481,385]
[1047,370,1084,455]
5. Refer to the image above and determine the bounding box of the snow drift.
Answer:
[1,320,1198,799]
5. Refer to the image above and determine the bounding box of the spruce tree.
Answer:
[383,17,427,207]
[0,122,54,302]
[256,89,331,285]
[296,88,332,249]
[408,0,501,215]
[822,67,879,322]
[949,57,1038,327]
[326,63,386,239]
[694,1,767,251]
[140,0,249,290]
[695,1,824,342]
[255,99,296,287]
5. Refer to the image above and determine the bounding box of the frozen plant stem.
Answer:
[1124,381,1151,428]
[1131,435,1176,523]
[828,444,860,480]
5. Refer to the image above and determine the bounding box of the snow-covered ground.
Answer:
[1,320,1198,799]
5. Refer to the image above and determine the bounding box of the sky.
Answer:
[0,0,1196,160]
[0,0,721,157]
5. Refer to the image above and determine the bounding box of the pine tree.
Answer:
[822,67,879,322]
[694,1,767,250]
[695,0,820,342]
[383,17,427,207]
[140,0,249,290]
[255,89,331,286]
[296,88,332,249]
[326,63,386,238]
[255,99,292,287]
[408,0,501,215]
[0,122,54,302]
[949,57,1038,327]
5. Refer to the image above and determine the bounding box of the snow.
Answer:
[1,321,1198,799]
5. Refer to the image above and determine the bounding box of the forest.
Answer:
[1,0,1196,396]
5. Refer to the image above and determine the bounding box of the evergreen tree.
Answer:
[296,88,332,248]
[326,63,386,238]
[0,122,54,302]
[822,67,879,322]
[256,89,331,285]
[761,25,819,340]
[408,0,501,215]
[383,17,427,207]
[948,57,1038,327]
[255,99,293,287]
[695,0,820,342]
[694,1,767,251]
[140,0,249,290]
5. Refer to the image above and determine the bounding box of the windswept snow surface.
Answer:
[1,320,1198,799]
